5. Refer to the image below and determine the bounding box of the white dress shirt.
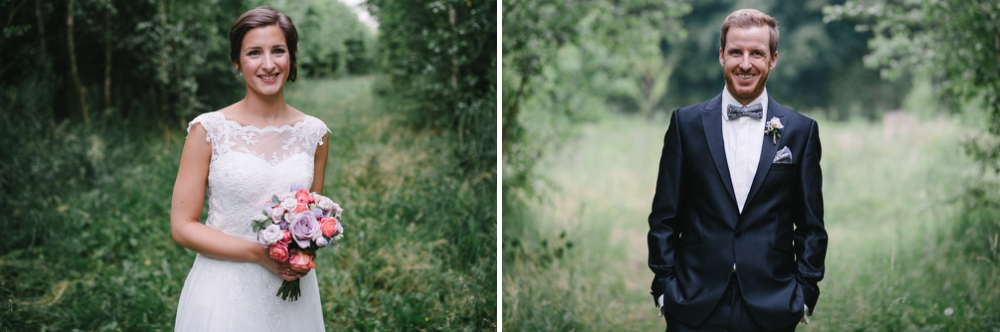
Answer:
[720,86,768,213]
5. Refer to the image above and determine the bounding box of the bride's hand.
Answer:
[255,247,305,281]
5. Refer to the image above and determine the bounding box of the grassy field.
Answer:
[1,76,496,331]
[502,111,1000,331]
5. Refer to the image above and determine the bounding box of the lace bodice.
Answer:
[187,111,330,240]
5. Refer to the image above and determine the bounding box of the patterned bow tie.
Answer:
[727,103,763,120]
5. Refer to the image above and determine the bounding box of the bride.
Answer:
[170,6,328,331]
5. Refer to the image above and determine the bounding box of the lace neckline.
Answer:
[217,111,309,133]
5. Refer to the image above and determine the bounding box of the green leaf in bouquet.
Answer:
[251,219,268,233]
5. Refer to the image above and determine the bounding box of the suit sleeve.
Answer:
[647,110,684,306]
[794,120,828,314]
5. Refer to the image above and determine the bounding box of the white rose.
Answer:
[769,117,783,129]
[281,197,297,210]
[258,225,283,247]
[331,203,343,217]
[317,196,334,211]
[252,211,268,223]
[271,206,285,223]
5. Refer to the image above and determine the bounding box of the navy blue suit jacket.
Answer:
[647,94,827,330]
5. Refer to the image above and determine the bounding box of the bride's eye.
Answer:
[247,50,261,56]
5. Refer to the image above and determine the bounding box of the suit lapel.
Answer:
[701,94,738,208]
[745,99,788,208]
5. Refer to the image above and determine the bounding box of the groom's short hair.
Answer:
[720,9,779,57]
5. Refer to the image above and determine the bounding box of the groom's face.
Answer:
[720,26,777,105]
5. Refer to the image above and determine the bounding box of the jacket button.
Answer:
[735,231,741,238]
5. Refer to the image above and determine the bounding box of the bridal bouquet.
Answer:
[252,186,344,301]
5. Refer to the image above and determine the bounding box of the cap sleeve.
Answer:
[187,112,222,142]
[307,115,332,146]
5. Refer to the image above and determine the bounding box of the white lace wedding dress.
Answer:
[174,111,329,331]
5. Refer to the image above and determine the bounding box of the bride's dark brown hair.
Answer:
[229,6,299,82]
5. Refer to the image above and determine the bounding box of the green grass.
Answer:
[1,76,496,331]
[502,112,1000,331]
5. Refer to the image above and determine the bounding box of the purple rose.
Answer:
[288,211,321,248]
[312,208,323,219]
[315,237,329,247]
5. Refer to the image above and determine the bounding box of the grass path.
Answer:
[504,112,999,330]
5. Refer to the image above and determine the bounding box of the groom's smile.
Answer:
[720,25,777,105]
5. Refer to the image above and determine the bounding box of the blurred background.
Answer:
[0,0,495,330]
[502,0,999,330]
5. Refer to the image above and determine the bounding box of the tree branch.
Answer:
[501,71,530,155]
[66,0,89,124]
[0,0,30,53]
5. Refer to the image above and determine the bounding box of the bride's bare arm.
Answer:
[170,123,300,281]
[310,132,329,195]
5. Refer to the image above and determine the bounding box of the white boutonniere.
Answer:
[764,117,783,144]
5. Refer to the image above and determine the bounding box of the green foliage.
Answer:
[367,0,496,132]
[288,77,497,330]
[824,0,1000,116]
[502,0,690,216]
[824,0,1000,152]
[594,0,691,118]
[501,0,593,144]
[0,0,374,134]
[826,0,1000,271]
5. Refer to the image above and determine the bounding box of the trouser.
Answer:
[665,274,797,332]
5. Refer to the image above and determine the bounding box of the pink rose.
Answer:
[279,230,292,244]
[295,203,308,213]
[320,217,339,238]
[289,251,315,272]
[295,189,313,205]
[269,243,289,262]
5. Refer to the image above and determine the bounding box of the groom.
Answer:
[647,9,827,332]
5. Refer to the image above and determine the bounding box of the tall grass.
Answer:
[1,76,496,331]
[502,112,999,331]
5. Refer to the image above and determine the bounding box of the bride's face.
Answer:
[236,25,290,97]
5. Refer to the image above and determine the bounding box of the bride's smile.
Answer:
[238,24,290,98]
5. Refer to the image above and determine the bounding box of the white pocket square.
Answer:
[773,146,793,164]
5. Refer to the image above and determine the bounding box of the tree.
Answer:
[367,0,496,178]
[824,0,1000,168]
[501,0,589,151]
[595,0,690,119]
